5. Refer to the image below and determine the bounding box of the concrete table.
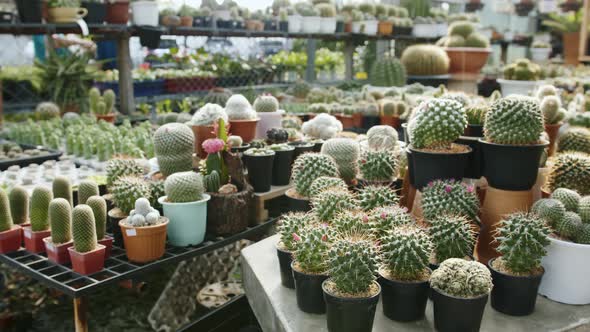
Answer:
[241,234,590,332]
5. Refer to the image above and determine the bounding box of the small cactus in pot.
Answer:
[0,188,21,253]
[429,214,476,265]
[120,198,169,263]
[311,187,359,222]
[69,204,105,275]
[357,185,399,211]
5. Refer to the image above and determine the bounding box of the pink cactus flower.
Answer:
[321,234,328,242]
[202,138,225,154]
[292,233,301,242]
[444,185,453,193]
[466,185,475,193]
[362,215,369,223]
[380,212,388,219]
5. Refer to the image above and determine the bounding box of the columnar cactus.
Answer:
[369,205,413,238]
[421,179,480,222]
[401,44,450,76]
[327,235,378,294]
[547,152,590,195]
[540,95,566,125]
[550,188,581,212]
[408,98,467,150]
[320,138,359,183]
[381,225,432,280]
[555,211,582,239]
[369,56,406,87]
[154,123,195,177]
[9,186,28,225]
[86,196,107,240]
[430,258,493,298]
[49,198,72,244]
[112,176,152,215]
[332,210,372,235]
[484,96,544,145]
[30,187,53,232]
[366,125,399,151]
[224,94,257,120]
[311,188,359,222]
[358,150,397,182]
[579,196,590,223]
[253,94,279,113]
[531,198,566,227]
[291,153,340,198]
[53,176,73,207]
[0,189,13,232]
[358,185,399,211]
[278,212,313,252]
[164,171,205,203]
[557,127,590,154]
[292,225,331,274]
[72,205,98,253]
[106,159,143,188]
[78,180,99,205]
[308,176,347,199]
[429,214,476,263]
[204,170,221,193]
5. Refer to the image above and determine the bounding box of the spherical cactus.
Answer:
[421,179,480,222]
[0,189,13,232]
[401,44,450,76]
[9,186,28,225]
[30,187,53,232]
[368,205,413,238]
[203,87,232,106]
[164,171,205,203]
[550,188,581,212]
[332,210,372,235]
[358,185,399,211]
[465,104,488,125]
[311,188,358,222]
[369,56,407,87]
[49,198,72,244]
[53,176,73,207]
[444,35,465,47]
[291,153,340,198]
[408,98,467,149]
[503,58,541,81]
[253,95,279,113]
[381,225,432,280]
[292,225,331,274]
[320,138,359,183]
[78,180,99,205]
[429,214,476,264]
[555,211,583,239]
[154,123,195,177]
[547,152,590,195]
[106,159,143,188]
[531,198,566,227]
[484,96,544,145]
[35,102,61,120]
[190,103,228,126]
[86,196,107,240]
[227,135,243,148]
[327,235,378,295]
[535,85,558,99]
[579,196,590,224]
[540,95,566,125]
[308,176,347,199]
[366,125,399,151]
[72,205,98,253]
[576,224,590,244]
[224,94,257,120]
[380,99,407,118]
[430,258,492,298]
[112,176,151,215]
[448,20,474,38]
[465,33,490,48]
[557,127,590,154]
[278,212,313,252]
[266,128,289,144]
[495,212,550,273]
[358,150,398,182]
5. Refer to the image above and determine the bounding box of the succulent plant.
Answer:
[429,214,476,263]
[301,113,343,140]
[369,56,406,87]
[358,150,397,182]
[127,198,162,227]
[503,58,541,81]
[380,99,408,118]
[77,180,99,205]
[190,103,228,126]
[535,85,558,100]
[154,123,195,177]
[555,211,583,239]
[551,188,582,212]
[465,105,488,125]
[401,44,449,76]
[320,138,359,183]
[278,212,313,252]
[227,135,243,148]
[358,185,399,211]
[308,176,347,199]
[332,210,372,235]
[465,33,490,48]
[430,258,492,298]
[30,187,53,232]
[35,102,61,120]
[164,171,205,203]
[484,96,544,145]
[292,225,331,274]
[557,127,590,154]
[106,159,143,188]
[9,186,28,225]
[266,128,289,144]
[311,188,359,222]
[531,198,566,227]
[89,88,115,115]
[577,224,590,244]
[408,98,467,150]
[203,88,232,106]
[72,205,98,253]
[253,95,279,113]
[49,198,72,244]
[368,205,412,238]
[112,176,151,215]
[224,94,257,120]
[421,179,480,222]
[86,196,107,240]
[366,125,399,151]
[540,95,566,125]
[448,20,474,38]
[327,235,378,295]
[291,153,340,198]
[579,196,590,224]
[149,180,165,209]
[204,170,221,193]
[0,189,13,233]
[381,225,432,280]
[52,176,73,207]
[547,152,590,195]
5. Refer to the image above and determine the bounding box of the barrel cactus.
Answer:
[540,95,566,125]
[308,176,347,199]
[550,188,581,212]
[320,138,359,183]
[430,258,492,298]
[53,176,73,207]
[106,159,143,188]
[557,127,590,154]
[579,196,590,224]
[421,179,480,222]
[369,205,413,239]
[381,225,432,280]
[72,205,98,253]
[401,44,449,76]
[311,188,359,222]
[164,171,205,203]
[292,225,331,274]
[154,123,195,177]
[35,102,60,120]
[253,94,279,113]
[327,235,378,295]
[465,33,490,48]
[503,58,541,81]
[86,196,107,240]
[369,56,406,87]
[332,210,372,235]
[358,150,397,182]
[547,152,590,195]
[358,185,399,211]
[0,189,13,232]
[531,198,566,227]
[9,186,28,225]
[555,211,583,239]
[429,214,476,263]
[78,180,99,205]
[112,176,151,215]
[291,153,339,198]
[278,212,313,252]
[484,96,544,145]
[366,125,399,151]
[30,187,53,232]
[49,198,72,244]
[408,98,467,149]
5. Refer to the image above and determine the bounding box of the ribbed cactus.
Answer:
[430,258,492,298]
[0,189,13,232]
[369,205,413,238]
[308,176,347,199]
[327,235,378,294]
[579,196,590,224]
[292,225,331,274]
[35,102,60,120]
[503,58,541,81]
[495,212,550,274]
[320,138,359,183]
[332,210,372,235]
[49,198,72,244]
[366,125,399,151]
[87,196,107,240]
[78,180,99,205]
[311,188,359,222]
[53,176,73,207]
[9,186,28,225]
[408,98,467,150]
[358,185,399,211]
[555,211,582,239]
[557,128,590,154]
[30,187,53,232]
[381,225,432,280]
[531,198,566,227]
[448,21,474,38]
[164,171,205,203]
[204,170,221,193]
[112,176,152,215]
[291,153,340,198]
[358,150,397,182]
[154,123,195,177]
[484,96,544,145]
[547,153,590,195]
[540,96,566,125]
[401,44,449,76]
[72,205,98,253]
[421,179,480,221]
[278,212,313,252]
[369,56,406,87]
[253,95,279,113]
[106,159,143,188]
[550,188,581,212]
[429,214,476,263]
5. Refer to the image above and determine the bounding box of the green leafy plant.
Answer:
[542,9,583,33]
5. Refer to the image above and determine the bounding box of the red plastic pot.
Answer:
[23,227,50,253]
[68,244,106,275]
[98,236,113,258]
[43,238,73,264]
[106,0,129,24]
[0,225,22,254]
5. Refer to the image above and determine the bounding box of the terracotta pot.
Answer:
[380,115,401,129]
[161,14,180,26]
[246,19,263,31]
[378,21,393,35]
[191,124,216,158]
[95,113,116,124]
[562,31,580,66]
[119,218,168,263]
[340,115,355,129]
[229,119,259,143]
[68,244,106,275]
[23,227,50,253]
[43,238,73,264]
[180,16,193,27]
[0,225,22,254]
[545,122,562,156]
[98,236,113,258]
[106,0,129,24]
[445,47,491,74]
[352,113,363,128]
[344,22,352,33]
[47,7,87,23]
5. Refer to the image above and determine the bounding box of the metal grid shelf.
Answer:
[0,218,277,298]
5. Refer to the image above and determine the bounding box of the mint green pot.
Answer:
[158,194,211,247]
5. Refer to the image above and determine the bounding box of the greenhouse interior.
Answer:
[1,0,590,331]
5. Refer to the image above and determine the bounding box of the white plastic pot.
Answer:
[531,48,551,62]
[287,15,301,33]
[130,1,159,26]
[437,23,448,37]
[413,23,439,38]
[497,78,543,97]
[256,111,283,139]
[352,22,361,33]
[538,237,590,304]
[362,20,378,35]
[301,16,321,33]
[319,17,337,34]
[159,194,210,247]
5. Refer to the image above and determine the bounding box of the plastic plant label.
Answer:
[126,229,137,237]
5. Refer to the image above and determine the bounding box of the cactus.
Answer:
[408,98,467,149]
[49,198,72,244]
[448,20,474,38]
[0,189,13,232]
[292,225,331,274]
[547,152,590,195]
[557,127,590,154]
[535,85,558,99]
[327,235,378,295]
[224,94,257,120]
[164,171,205,203]
[531,198,566,227]
[555,211,583,239]
[429,214,476,263]
[278,212,313,252]
[440,92,470,107]
[127,198,162,227]
[421,179,480,222]
[332,210,373,235]
[9,186,29,225]
[103,89,116,114]
[287,80,311,99]
[190,103,228,126]
[52,176,73,207]
[484,96,544,145]
[366,125,399,151]
[430,258,492,298]
[381,225,432,280]
[35,102,61,120]
[308,176,347,199]
[30,187,53,232]
[369,205,413,238]
[78,180,99,205]
[86,196,107,240]
[72,205,98,253]
[253,95,279,113]
[266,128,289,144]
[291,153,340,198]
[465,104,487,125]
[154,123,195,177]
[227,135,243,148]
[358,185,399,211]
[149,180,165,210]
[495,212,550,274]
[380,99,408,118]
[465,33,490,48]
[311,188,359,222]
[204,170,221,193]
[444,35,465,47]
[89,87,101,114]
[106,159,143,188]
[369,56,406,87]
[401,44,449,76]
[301,113,343,140]
[320,138,359,183]
[112,176,152,215]
[503,58,541,81]
[579,196,590,223]
[203,87,232,106]
[358,150,397,182]
[577,224,590,244]
[540,96,566,125]
[550,188,581,212]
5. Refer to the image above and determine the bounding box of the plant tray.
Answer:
[0,142,62,171]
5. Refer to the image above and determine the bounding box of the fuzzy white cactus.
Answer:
[225,94,257,120]
[301,113,343,140]
[127,197,162,227]
[189,103,228,126]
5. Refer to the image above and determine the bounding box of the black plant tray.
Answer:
[0,218,277,298]
[0,142,63,171]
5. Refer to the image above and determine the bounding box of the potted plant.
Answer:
[160,7,180,26]
[47,0,87,23]
[243,148,275,192]
[276,212,310,289]
[357,149,398,186]
[542,9,582,65]
[228,135,250,153]
[119,198,168,263]
[109,176,152,247]
[252,94,282,139]
[298,3,320,34]
[153,122,195,177]
[225,94,259,143]
[159,171,210,247]
[545,152,590,196]
[130,0,158,26]
[81,0,106,23]
[106,0,129,24]
[23,187,53,253]
[316,3,337,34]
[286,6,301,33]
[379,99,407,129]
[278,8,288,32]
[320,138,359,185]
[267,143,295,186]
[194,6,212,28]
[178,4,196,27]
[537,87,566,156]
[286,153,339,212]
[44,198,74,264]
[188,103,228,158]
[420,179,481,225]
[401,44,450,87]
[0,189,21,254]
[361,102,380,129]
[498,58,543,96]
[530,41,552,62]
[9,186,29,232]
[464,103,486,137]
[68,205,106,275]
[442,21,492,74]
[244,9,264,31]
[85,195,113,257]
[428,214,477,269]
[88,87,116,123]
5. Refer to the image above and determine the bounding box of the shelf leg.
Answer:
[344,39,354,81]
[117,34,134,115]
[74,297,88,332]
[305,39,316,83]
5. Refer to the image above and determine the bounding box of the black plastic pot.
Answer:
[194,16,212,28]
[401,123,410,143]
[323,280,380,332]
[362,115,380,130]
[465,124,483,138]
[285,189,311,212]
[292,262,328,314]
[456,136,482,179]
[244,153,275,193]
[230,143,251,154]
[479,140,548,191]
[336,21,344,32]
[409,146,472,190]
[379,273,430,322]
[272,148,295,186]
[312,141,323,153]
[264,19,277,31]
[288,141,315,163]
[489,259,544,316]
[81,1,106,23]
[407,74,450,87]
[107,209,126,248]
[276,245,295,289]
[137,26,165,49]
[16,0,42,23]
[431,288,488,332]
[406,148,415,186]
[279,21,288,32]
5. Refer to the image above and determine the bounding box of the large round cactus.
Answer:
[484,96,544,145]
[154,123,195,177]
[9,186,28,225]
[87,196,107,240]
[224,94,257,120]
[408,98,467,149]
[358,150,398,182]
[0,189,13,232]
[448,20,474,38]
[49,198,72,244]
[550,188,581,212]
[547,152,590,195]
[557,127,590,154]
[72,205,98,253]
[53,176,73,207]
[579,196,590,224]
[367,125,399,151]
[291,153,340,198]
[421,179,480,222]
[78,180,99,205]
[112,176,152,215]
[429,214,475,263]
[555,211,582,239]
[381,225,432,280]
[401,44,449,76]
[531,198,566,227]
[332,210,372,235]
[369,56,406,87]
[106,159,143,188]
[320,138,359,183]
[30,187,53,232]
[164,171,205,203]
[327,235,378,295]
[311,188,359,222]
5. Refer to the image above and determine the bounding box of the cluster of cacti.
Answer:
[408,98,467,149]
[381,225,432,280]
[484,96,544,145]
[531,198,566,227]
[89,87,115,115]
[441,21,490,48]
[308,176,347,199]
[557,127,590,154]
[291,153,340,198]
[551,188,581,212]
[224,94,257,120]
[312,188,359,222]
[286,80,311,99]
[366,125,399,151]
[421,179,480,222]
[369,205,413,238]
[266,128,289,144]
[35,102,61,120]
[30,187,53,232]
[154,123,195,177]
[72,205,98,253]
[292,225,331,274]
[546,152,590,195]
[78,180,99,205]
[400,44,449,76]
[203,87,232,106]
[327,235,378,295]
[301,113,343,140]
[52,176,73,207]
[112,176,152,215]
[358,150,398,182]
[127,198,163,227]
[164,171,205,203]
[9,186,28,225]
[332,210,372,235]
[49,198,72,244]
[465,104,488,125]
[540,95,566,125]
[227,135,244,148]
[320,138,359,183]
[430,258,493,298]
[278,212,313,252]
[429,214,476,263]
[369,56,407,87]
[380,98,408,117]
[87,196,107,240]
[253,94,279,113]
[0,189,13,232]
[358,185,399,211]
[503,58,542,81]
[190,103,228,126]
[106,159,144,188]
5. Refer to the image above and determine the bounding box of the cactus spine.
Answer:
[72,205,98,253]
[311,188,359,222]
[484,96,544,145]
[557,128,590,154]
[9,186,28,225]
[291,153,340,198]
[358,150,397,182]
[278,212,313,252]
[164,171,205,203]
[401,44,450,76]
[154,123,195,177]
[408,98,467,149]
[550,188,581,212]
[106,158,143,188]
[87,196,107,240]
[358,185,399,211]
[421,179,480,222]
[111,176,152,215]
[78,180,99,205]
[292,225,331,274]
[369,205,413,238]
[49,198,72,244]
[429,214,476,263]
[369,56,406,87]
[30,187,53,232]
[308,176,347,199]
[430,258,492,298]
[547,152,590,195]
[327,235,378,295]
